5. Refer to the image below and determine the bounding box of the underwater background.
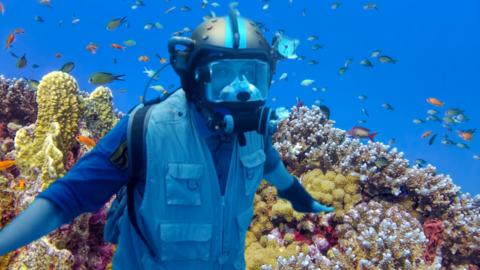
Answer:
[0,0,479,269]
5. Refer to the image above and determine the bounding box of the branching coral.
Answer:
[0,75,37,126]
[335,200,428,269]
[441,193,480,266]
[400,165,461,217]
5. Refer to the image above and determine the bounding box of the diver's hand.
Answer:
[277,176,334,213]
[311,200,335,213]
[0,197,70,256]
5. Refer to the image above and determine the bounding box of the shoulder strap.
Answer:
[126,102,157,258]
[125,88,182,259]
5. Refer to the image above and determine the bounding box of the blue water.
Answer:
[0,0,479,194]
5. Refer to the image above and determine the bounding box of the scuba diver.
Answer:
[0,9,334,270]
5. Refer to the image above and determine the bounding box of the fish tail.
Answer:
[369,132,378,141]
[115,74,126,81]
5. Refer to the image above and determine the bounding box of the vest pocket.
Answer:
[159,223,213,261]
[165,163,204,206]
[240,149,266,196]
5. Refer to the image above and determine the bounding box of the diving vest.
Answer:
[111,89,267,270]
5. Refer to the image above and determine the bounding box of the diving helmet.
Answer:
[168,9,283,141]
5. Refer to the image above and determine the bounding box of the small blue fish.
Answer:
[381,103,394,111]
[414,159,427,168]
[361,108,369,117]
[413,118,425,124]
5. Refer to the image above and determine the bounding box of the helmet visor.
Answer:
[204,59,270,103]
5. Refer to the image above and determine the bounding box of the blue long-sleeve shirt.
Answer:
[37,102,286,223]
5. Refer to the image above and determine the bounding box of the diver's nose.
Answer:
[236,91,250,102]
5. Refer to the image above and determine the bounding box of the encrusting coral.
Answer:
[301,169,363,220]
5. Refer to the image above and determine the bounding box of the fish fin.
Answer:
[369,132,378,141]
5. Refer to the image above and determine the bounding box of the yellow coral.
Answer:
[271,199,294,222]
[344,183,358,194]
[332,188,345,200]
[15,71,80,185]
[347,173,360,183]
[324,171,336,181]
[319,180,335,193]
[334,174,348,187]
[301,169,363,221]
[82,86,119,138]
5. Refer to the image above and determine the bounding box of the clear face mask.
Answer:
[201,59,270,104]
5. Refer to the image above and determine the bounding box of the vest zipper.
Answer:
[220,195,225,256]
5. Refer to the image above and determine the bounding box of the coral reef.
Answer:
[0,74,117,270]
[1,75,479,270]
[0,75,38,126]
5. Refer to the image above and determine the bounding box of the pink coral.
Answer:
[422,218,444,264]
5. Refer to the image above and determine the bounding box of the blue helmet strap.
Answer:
[228,9,240,49]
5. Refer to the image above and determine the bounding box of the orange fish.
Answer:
[5,32,14,48]
[422,130,432,139]
[138,55,149,62]
[17,179,26,190]
[76,135,96,148]
[111,43,125,50]
[14,28,25,34]
[0,159,16,170]
[457,129,475,142]
[0,2,5,15]
[55,53,62,58]
[86,43,98,54]
[39,0,51,7]
[159,57,167,64]
[426,97,444,107]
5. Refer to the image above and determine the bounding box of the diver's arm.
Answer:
[0,197,69,256]
[263,136,334,213]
